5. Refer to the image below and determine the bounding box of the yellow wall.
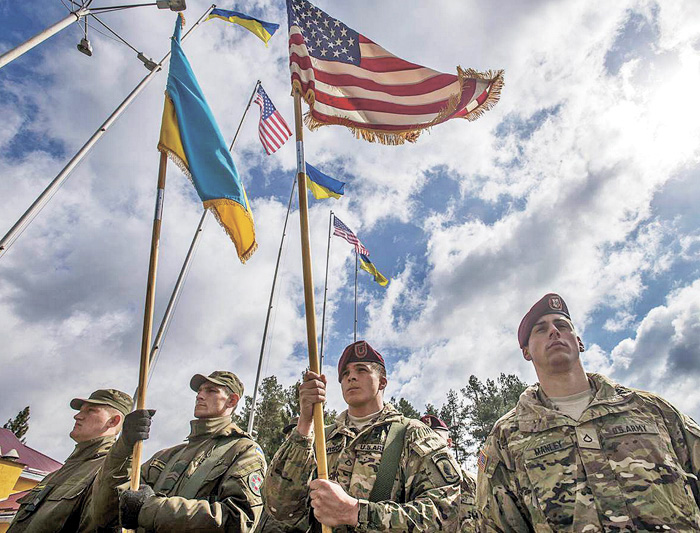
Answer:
[0,460,24,501]
[10,477,36,494]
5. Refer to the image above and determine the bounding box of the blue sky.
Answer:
[1,0,700,462]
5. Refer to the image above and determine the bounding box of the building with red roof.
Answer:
[0,429,62,532]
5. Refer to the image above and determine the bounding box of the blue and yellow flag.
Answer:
[306,163,345,200]
[159,15,256,263]
[359,254,388,287]
[208,8,279,46]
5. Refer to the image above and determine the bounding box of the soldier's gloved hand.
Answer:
[119,485,155,529]
[122,409,156,447]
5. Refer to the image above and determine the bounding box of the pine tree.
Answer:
[462,373,527,455]
[4,406,30,443]
[389,397,420,419]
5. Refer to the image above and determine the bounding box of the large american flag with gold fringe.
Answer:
[286,0,504,145]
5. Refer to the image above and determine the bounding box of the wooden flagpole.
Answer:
[292,89,331,533]
[129,151,168,495]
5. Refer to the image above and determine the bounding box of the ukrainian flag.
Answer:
[158,14,257,263]
[359,254,389,286]
[306,163,345,200]
[208,8,279,46]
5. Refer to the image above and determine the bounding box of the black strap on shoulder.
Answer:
[368,421,408,503]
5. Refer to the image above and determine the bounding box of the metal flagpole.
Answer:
[229,80,260,151]
[146,208,207,379]
[0,8,90,69]
[247,176,297,435]
[319,210,333,369]
[354,249,358,342]
[292,88,331,533]
[0,4,215,260]
[147,78,260,382]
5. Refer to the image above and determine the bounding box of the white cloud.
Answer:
[2,0,700,462]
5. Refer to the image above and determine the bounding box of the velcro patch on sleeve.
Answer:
[247,471,264,496]
[431,450,461,484]
[477,449,489,472]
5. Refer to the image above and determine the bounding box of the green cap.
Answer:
[190,371,244,397]
[70,389,133,417]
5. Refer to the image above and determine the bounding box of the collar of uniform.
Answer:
[516,373,633,432]
[187,416,235,441]
[330,403,401,440]
[66,435,116,462]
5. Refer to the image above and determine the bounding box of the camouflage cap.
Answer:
[518,293,571,348]
[70,389,133,417]
[337,340,385,382]
[190,371,244,397]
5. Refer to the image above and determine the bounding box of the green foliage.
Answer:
[439,390,469,463]
[4,406,30,443]
[389,397,420,419]
[423,403,439,417]
[462,373,528,454]
[233,372,527,465]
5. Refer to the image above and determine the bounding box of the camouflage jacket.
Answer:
[459,468,478,532]
[253,509,306,533]
[477,373,700,532]
[263,404,461,532]
[8,436,122,533]
[95,417,266,532]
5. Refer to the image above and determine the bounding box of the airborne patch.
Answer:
[247,471,263,496]
[432,451,460,484]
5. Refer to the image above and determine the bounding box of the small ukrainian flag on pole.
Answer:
[208,8,279,46]
[305,163,345,200]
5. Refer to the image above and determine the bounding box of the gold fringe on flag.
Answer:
[293,68,504,146]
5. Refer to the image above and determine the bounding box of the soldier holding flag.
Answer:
[262,340,461,532]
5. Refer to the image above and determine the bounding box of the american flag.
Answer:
[286,0,503,144]
[254,84,292,155]
[333,216,369,256]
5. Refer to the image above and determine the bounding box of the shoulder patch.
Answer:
[247,471,263,496]
[431,450,461,484]
[254,445,266,461]
[477,449,488,472]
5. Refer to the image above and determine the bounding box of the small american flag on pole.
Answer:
[254,84,292,155]
[286,0,503,145]
[333,216,369,256]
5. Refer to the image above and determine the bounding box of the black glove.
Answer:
[119,485,155,529]
[122,409,156,447]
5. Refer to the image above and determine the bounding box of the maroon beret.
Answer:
[517,293,571,348]
[337,340,385,381]
[420,414,449,431]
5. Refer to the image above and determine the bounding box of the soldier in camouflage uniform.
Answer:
[94,371,266,532]
[421,414,479,532]
[253,419,305,533]
[8,388,133,533]
[263,340,461,532]
[477,293,700,532]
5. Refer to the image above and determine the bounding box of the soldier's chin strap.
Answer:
[368,421,409,502]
